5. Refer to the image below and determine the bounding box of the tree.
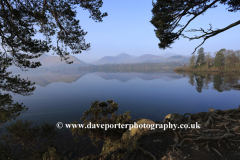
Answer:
[1,119,59,159]
[0,93,28,126]
[189,53,196,68]
[70,100,132,147]
[205,52,213,69]
[196,47,205,66]
[0,57,35,125]
[225,50,239,69]
[0,0,107,68]
[0,0,107,123]
[214,49,225,68]
[236,50,240,67]
[151,0,240,53]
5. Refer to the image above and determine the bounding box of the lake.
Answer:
[9,70,240,127]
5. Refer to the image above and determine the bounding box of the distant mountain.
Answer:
[135,54,165,63]
[32,54,88,67]
[92,53,189,64]
[93,53,135,65]
[165,55,190,62]
[160,52,177,58]
[115,53,132,59]
[8,54,89,87]
[8,54,89,73]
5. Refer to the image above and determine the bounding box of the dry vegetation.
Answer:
[175,49,240,73]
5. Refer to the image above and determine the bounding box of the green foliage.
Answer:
[0,119,58,159]
[150,0,179,49]
[70,100,133,147]
[196,47,205,66]
[0,0,107,67]
[215,49,225,67]
[0,93,28,126]
[151,0,240,53]
[0,58,34,126]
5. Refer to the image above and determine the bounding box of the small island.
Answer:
[174,48,240,72]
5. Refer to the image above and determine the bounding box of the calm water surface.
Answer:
[11,71,240,126]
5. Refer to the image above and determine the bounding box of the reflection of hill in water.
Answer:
[94,72,184,82]
[7,54,90,87]
[8,65,184,86]
[9,68,88,87]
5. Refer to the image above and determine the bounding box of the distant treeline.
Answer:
[78,62,184,73]
[175,48,240,72]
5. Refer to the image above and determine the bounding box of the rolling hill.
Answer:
[93,53,189,65]
[93,53,135,64]
[164,55,190,62]
[8,54,89,73]
[32,54,88,67]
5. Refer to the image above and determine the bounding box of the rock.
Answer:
[163,113,182,123]
[122,119,155,141]
[121,130,131,141]
[233,84,240,88]
[208,108,214,113]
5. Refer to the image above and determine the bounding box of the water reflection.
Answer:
[2,60,240,159]
[175,71,240,92]
[13,70,184,86]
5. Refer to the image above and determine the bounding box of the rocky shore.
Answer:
[81,106,240,160]
[233,84,240,89]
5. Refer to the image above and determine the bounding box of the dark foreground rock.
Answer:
[233,84,240,89]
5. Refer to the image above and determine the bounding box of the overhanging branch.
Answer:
[177,0,219,37]
[187,19,240,54]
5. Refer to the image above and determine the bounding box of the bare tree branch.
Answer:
[151,0,240,54]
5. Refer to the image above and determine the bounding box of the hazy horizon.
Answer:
[35,1,239,63]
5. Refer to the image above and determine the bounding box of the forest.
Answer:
[175,48,240,72]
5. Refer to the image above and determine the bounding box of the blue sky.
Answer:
[55,1,239,63]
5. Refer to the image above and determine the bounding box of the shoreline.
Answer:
[2,106,240,160]
[80,106,240,160]
[174,66,240,73]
